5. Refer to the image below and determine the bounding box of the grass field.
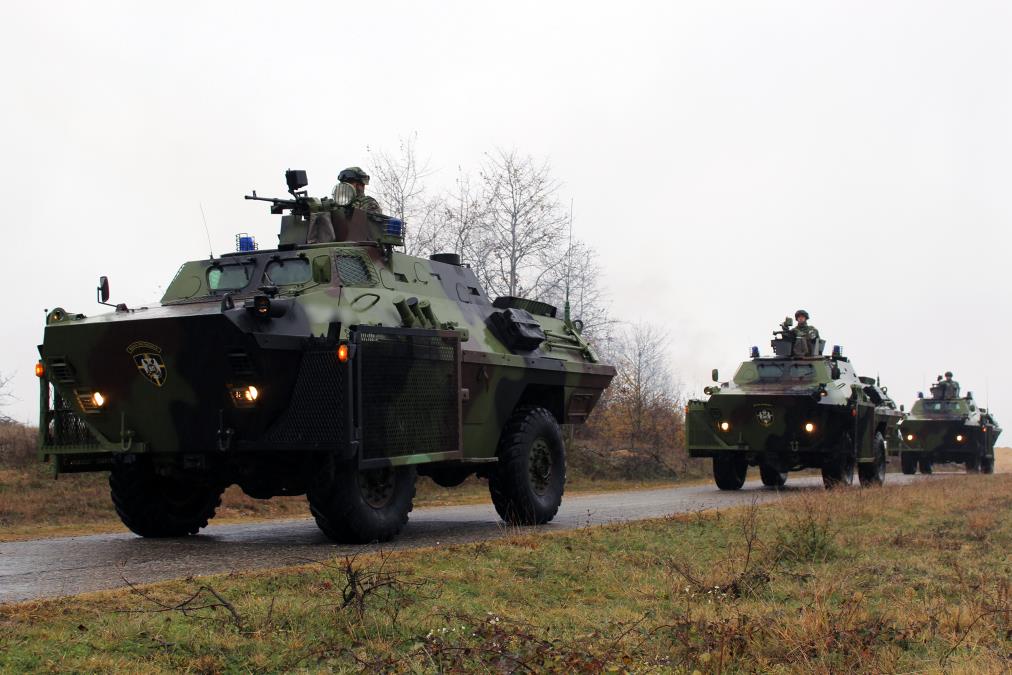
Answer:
[2,473,1009,672]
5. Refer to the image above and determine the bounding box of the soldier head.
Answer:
[945,371,954,380]
[338,167,370,196]
[794,309,810,325]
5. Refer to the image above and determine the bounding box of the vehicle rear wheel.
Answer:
[488,406,566,525]
[308,465,416,544]
[713,453,748,490]
[918,457,933,475]
[822,434,856,489]
[900,452,918,475]
[759,463,787,488]
[965,456,980,474]
[858,433,887,487]
[980,453,995,474]
[109,462,224,537]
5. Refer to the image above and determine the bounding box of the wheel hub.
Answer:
[529,438,553,495]
[358,468,396,508]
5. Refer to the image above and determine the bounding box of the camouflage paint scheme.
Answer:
[37,176,614,500]
[895,393,1001,471]
[686,333,904,477]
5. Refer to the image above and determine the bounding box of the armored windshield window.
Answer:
[207,263,254,291]
[265,259,312,286]
[335,254,376,286]
[734,362,818,384]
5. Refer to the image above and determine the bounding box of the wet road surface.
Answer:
[0,474,929,604]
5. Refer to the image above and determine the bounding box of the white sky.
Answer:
[2,1,1010,425]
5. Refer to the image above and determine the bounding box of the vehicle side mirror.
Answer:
[830,364,841,379]
[711,368,719,382]
[311,255,332,283]
[97,276,110,303]
[882,386,888,394]
[900,404,905,412]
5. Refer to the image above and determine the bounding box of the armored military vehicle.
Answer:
[35,170,614,543]
[896,382,1001,474]
[686,318,904,489]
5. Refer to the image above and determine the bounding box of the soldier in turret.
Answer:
[942,371,960,399]
[337,167,381,213]
[791,309,820,356]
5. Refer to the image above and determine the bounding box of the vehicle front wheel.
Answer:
[858,433,887,487]
[713,453,748,490]
[109,462,224,537]
[980,453,995,474]
[488,406,566,525]
[900,452,918,475]
[822,434,856,489]
[918,457,933,475]
[308,465,416,544]
[759,463,787,488]
[965,456,980,474]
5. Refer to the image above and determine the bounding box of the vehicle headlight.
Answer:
[955,434,964,442]
[719,421,730,432]
[804,422,815,433]
[92,391,106,408]
[906,433,914,441]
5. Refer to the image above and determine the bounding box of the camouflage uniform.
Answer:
[792,323,820,357]
[351,195,381,213]
[943,377,960,399]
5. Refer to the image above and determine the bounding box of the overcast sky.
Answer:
[2,1,1011,425]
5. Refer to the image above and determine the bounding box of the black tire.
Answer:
[822,434,856,489]
[308,465,416,544]
[759,463,787,488]
[980,454,995,474]
[858,433,887,487]
[109,463,224,537]
[965,456,980,474]
[900,452,918,475]
[488,406,566,525]
[713,453,748,490]
[918,457,933,475]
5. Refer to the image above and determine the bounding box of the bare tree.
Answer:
[476,149,569,299]
[367,133,436,253]
[0,371,14,425]
[539,239,612,345]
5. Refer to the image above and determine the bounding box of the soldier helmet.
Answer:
[338,166,370,185]
[794,309,809,319]
[945,371,953,378]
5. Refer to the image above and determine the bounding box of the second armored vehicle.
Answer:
[896,381,1001,474]
[686,319,905,489]
[35,170,614,543]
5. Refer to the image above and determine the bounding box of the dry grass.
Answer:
[1,474,1009,672]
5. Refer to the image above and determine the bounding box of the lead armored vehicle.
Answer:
[36,170,614,543]
[686,318,904,489]
[896,382,1000,474]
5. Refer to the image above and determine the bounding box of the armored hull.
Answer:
[687,334,904,489]
[895,396,1001,474]
[37,175,614,542]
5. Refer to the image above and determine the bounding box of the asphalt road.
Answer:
[0,473,930,605]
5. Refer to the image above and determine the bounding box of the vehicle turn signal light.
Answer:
[35,361,45,377]
[337,344,349,363]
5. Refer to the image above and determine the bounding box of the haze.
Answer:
[2,1,1010,425]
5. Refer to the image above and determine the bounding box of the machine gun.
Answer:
[245,169,324,215]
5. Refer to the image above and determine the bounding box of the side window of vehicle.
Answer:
[265,259,312,286]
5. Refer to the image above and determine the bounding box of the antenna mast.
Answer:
[564,198,574,326]
[199,203,214,259]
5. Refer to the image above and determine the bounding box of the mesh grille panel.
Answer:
[359,330,460,459]
[264,350,349,447]
[46,387,99,447]
[336,255,376,286]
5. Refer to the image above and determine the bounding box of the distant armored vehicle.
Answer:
[686,318,904,489]
[896,381,1000,474]
[36,170,614,543]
